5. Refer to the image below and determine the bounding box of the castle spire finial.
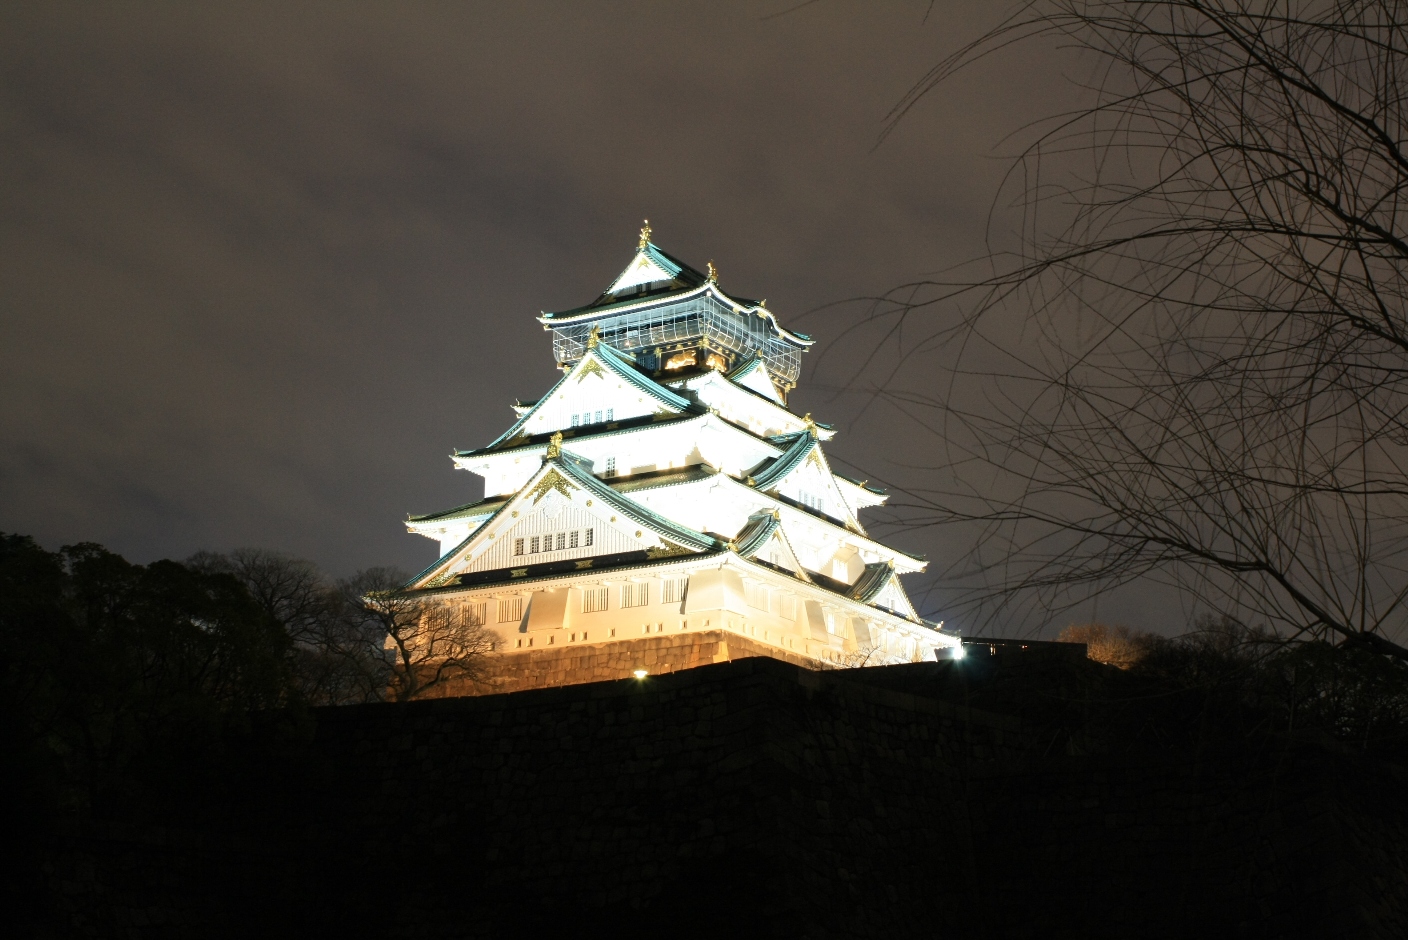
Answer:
[707,260,718,283]
[638,219,652,250]
[546,430,563,459]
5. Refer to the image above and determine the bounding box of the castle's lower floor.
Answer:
[424,629,821,697]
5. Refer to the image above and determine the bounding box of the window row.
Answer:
[743,581,797,619]
[514,528,594,556]
[569,408,614,427]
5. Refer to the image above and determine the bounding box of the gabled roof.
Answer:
[730,510,812,582]
[407,495,509,525]
[538,241,815,349]
[725,356,783,403]
[548,241,707,318]
[552,452,718,553]
[603,242,708,297]
[848,561,896,604]
[408,450,720,589]
[481,340,694,451]
[748,431,817,491]
[731,509,782,556]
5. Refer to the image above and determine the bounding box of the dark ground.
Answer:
[21,653,1408,939]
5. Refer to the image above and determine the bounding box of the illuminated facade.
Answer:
[404,225,953,672]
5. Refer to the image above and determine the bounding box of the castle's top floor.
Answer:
[538,223,814,399]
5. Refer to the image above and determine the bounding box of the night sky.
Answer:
[2,2,1103,626]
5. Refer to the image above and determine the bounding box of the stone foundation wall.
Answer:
[430,628,820,697]
[37,657,1408,939]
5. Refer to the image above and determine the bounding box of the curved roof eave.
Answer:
[539,284,815,349]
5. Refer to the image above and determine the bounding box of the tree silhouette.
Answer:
[852,0,1408,657]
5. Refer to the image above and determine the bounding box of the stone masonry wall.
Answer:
[431,628,819,696]
[40,657,1408,940]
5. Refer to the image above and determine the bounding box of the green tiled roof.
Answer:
[554,453,718,552]
[731,510,781,557]
[748,431,816,491]
[407,495,509,524]
[479,341,693,452]
[848,561,896,604]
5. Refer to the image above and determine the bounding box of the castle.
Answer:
[403,224,953,686]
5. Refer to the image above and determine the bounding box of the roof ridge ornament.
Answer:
[707,260,718,283]
[803,413,819,439]
[638,219,652,250]
[587,325,601,349]
[546,430,563,459]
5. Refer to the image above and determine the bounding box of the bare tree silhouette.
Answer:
[847,1,1408,658]
[339,568,498,702]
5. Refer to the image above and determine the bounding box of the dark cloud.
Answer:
[1,1,1097,621]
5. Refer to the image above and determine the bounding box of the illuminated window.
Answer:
[744,581,769,611]
[660,577,687,604]
[621,582,648,608]
[594,410,602,423]
[582,587,608,613]
[570,414,580,427]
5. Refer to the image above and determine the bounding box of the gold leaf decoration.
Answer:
[529,468,578,504]
[576,358,606,382]
[646,542,693,560]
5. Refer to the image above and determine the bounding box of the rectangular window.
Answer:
[621,582,648,608]
[556,532,566,551]
[530,536,540,553]
[570,414,580,427]
[594,410,602,423]
[606,408,614,421]
[660,577,687,604]
[585,528,594,546]
[497,597,523,623]
[462,602,487,626]
[745,581,769,611]
[605,457,617,478]
[582,587,608,613]
[570,530,579,549]
[514,538,525,556]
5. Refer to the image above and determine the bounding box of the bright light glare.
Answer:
[632,668,648,679]
[952,645,966,661]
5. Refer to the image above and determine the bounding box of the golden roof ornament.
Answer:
[803,413,819,439]
[638,219,652,250]
[706,260,718,283]
[587,325,601,350]
[546,430,563,459]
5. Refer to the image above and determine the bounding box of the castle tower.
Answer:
[404,224,954,686]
